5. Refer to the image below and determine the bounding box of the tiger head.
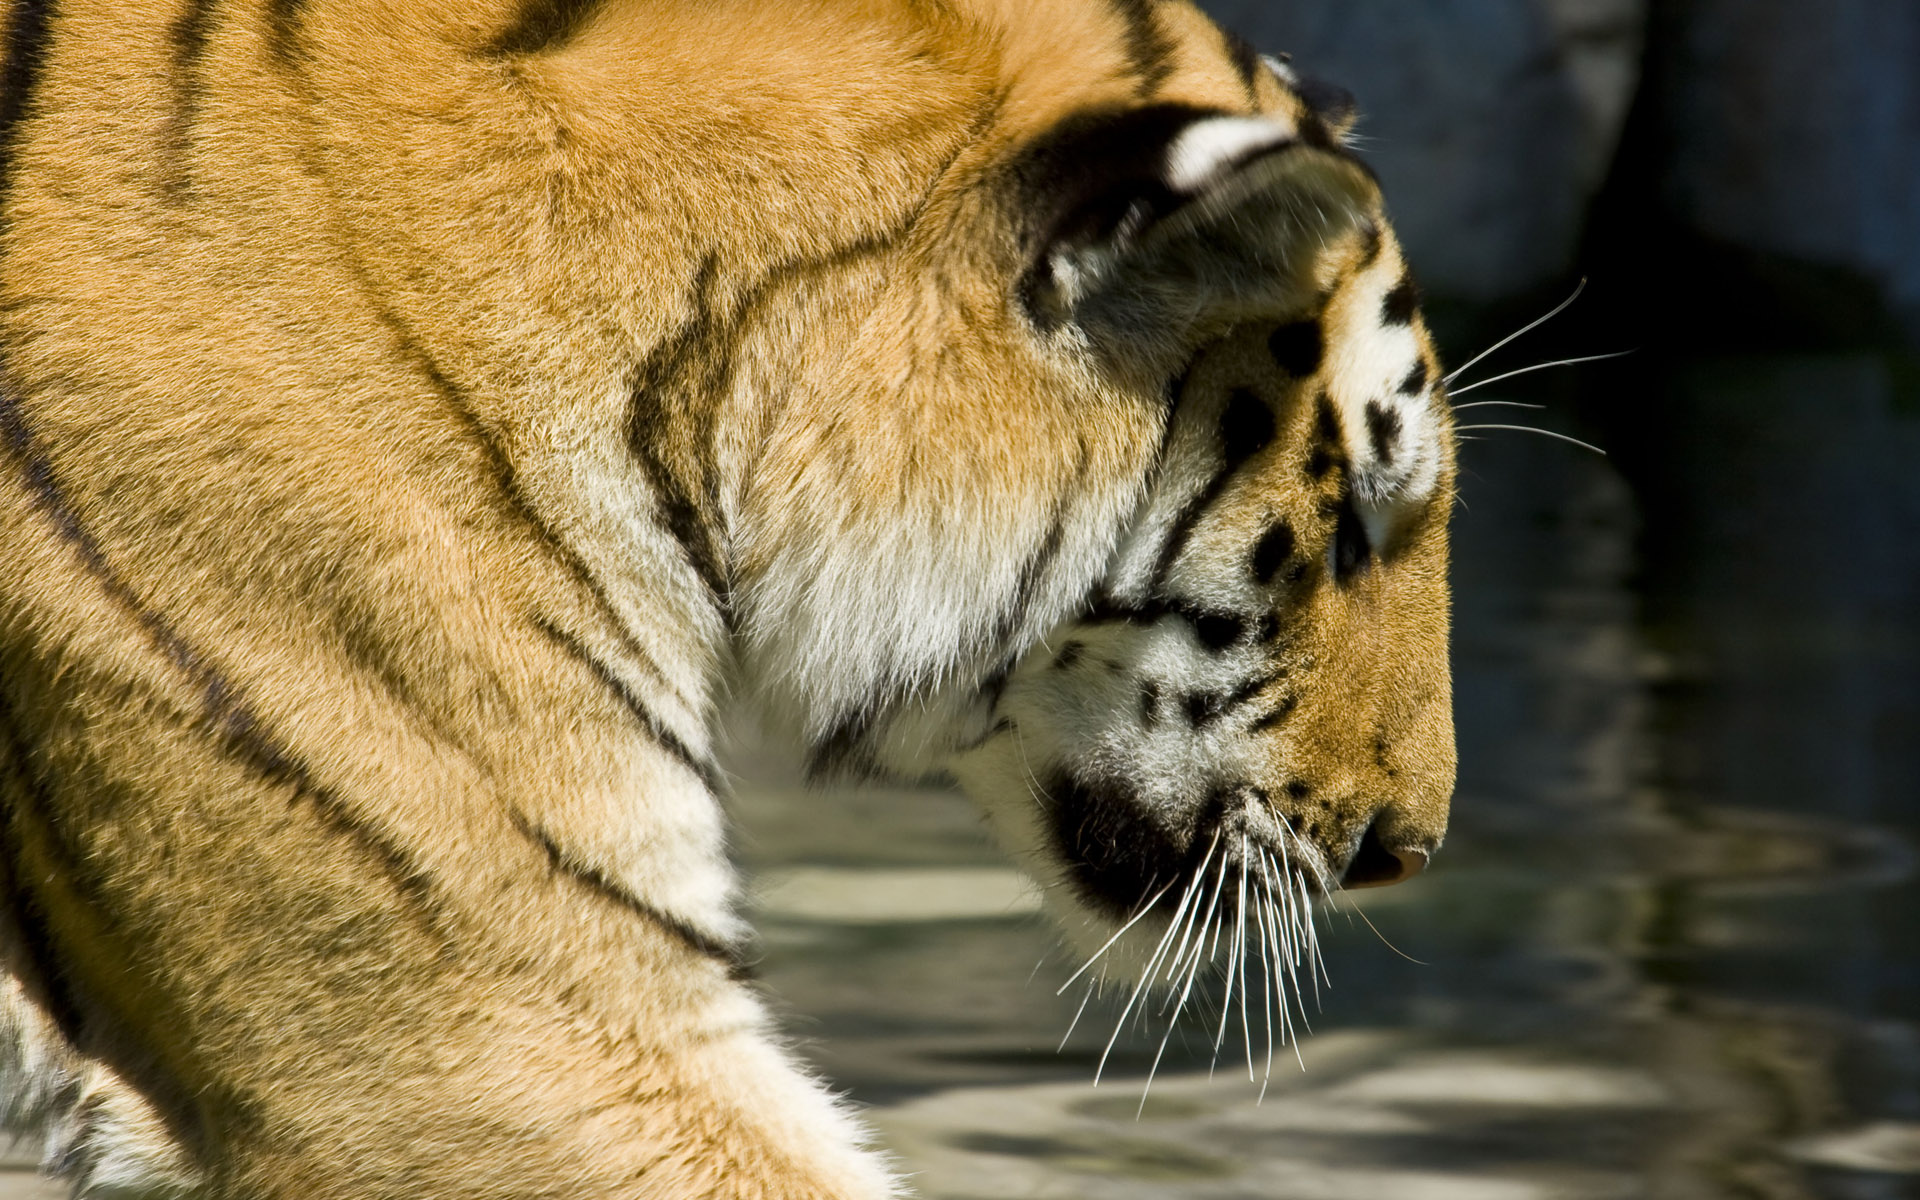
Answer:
[945,133,1456,980]
[730,8,1456,993]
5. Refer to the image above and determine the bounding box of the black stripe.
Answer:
[162,0,218,200]
[532,616,720,794]
[1267,319,1323,378]
[1079,590,1261,650]
[263,0,302,63]
[0,381,441,921]
[805,703,881,782]
[1223,30,1261,101]
[1304,390,1345,479]
[1381,274,1421,326]
[306,220,696,716]
[0,673,251,1163]
[1250,518,1295,585]
[1356,220,1383,269]
[987,452,1080,656]
[629,233,898,606]
[1364,399,1402,465]
[622,230,900,613]
[627,257,730,605]
[484,0,601,56]
[1150,389,1273,591]
[1110,0,1175,95]
[1149,473,1231,592]
[1398,358,1430,396]
[443,393,692,706]
[1248,693,1297,731]
[1179,670,1283,729]
[509,810,749,979]
[0,0,56,205]
[1007,513,1066,627]
[0,690,90,1041]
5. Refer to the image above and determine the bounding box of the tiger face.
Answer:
[736,36,1455,996]
[957,251,1455,967]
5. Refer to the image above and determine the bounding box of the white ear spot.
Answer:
[1260,54,1298,87]
[1162,116,1293,194]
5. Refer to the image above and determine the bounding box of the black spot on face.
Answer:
[1399,359,1430,395]
[1054,640,1084,670]
[1267,320,1323,378]
[1183,692,1219,726]
[1191,612,1245,651]
[1333,500,1371,580]
[1219,389,1276,471]
[1251,520,1295,585]
[1045,775,1196,917]
[1285,780,1312,801]
[1249,694,1297,731]
[1381,275,1421,326]
[1364,401,1402,466]
[1305,392,1344,478]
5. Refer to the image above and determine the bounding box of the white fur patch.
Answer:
[1260,54,1298,87]
[1323,275,1446,547]
[1162,116,1295,194]
[1,979,202,1197]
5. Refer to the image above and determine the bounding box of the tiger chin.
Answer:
[0,0,1452,1196]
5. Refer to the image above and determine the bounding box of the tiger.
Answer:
[0,0,1455,1195]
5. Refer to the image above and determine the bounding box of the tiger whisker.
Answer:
[1268,846,1320,1027]
[1202,848,1231,968]
[1250,874,1275,1099]
[1059,980,1096,1051]
[1056,875,1178,994]
[1443,277,1586,385]
[1448,350,1632,397]
[1449,399,1544,411]
[1094,834,1215,1085]
[1454,423,1606,456]
[1159,876,1213,1013]
[1345,899,1430,965]
[1140,876,1217,1112]
[1302,867,1329,997]
[1158,859,1214,990]
[1258,848,1308,1069]
[1211,842,1248,1063]
[1236,846,1255,1083]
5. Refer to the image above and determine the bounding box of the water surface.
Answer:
[739,351,1920,1199]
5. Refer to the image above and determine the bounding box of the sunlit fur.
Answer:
[0,0,1453,1196]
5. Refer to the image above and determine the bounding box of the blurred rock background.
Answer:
[1206,0,1920,344]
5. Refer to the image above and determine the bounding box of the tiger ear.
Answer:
[1015,105,1376,346]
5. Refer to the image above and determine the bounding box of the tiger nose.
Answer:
[1338,819,1428,889]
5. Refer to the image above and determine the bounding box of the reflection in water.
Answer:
[732,354,1920,1199]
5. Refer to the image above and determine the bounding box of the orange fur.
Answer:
[0,1,1452,1195]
